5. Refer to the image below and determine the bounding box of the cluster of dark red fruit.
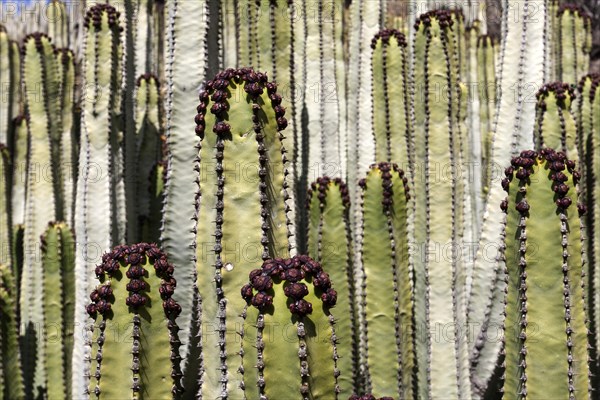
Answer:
[348,395,393,400]
[359,162,410,208]
[241,255,337,317]
[22,32,48,54]
[84,3,121,30]
[136,72,159,87]
[86,243,181,318]
[535,81,576,110]
[370,28,407,49]
[414,9,455,29]
[500,149,586,216]
[476,34,495,48]
[557,3,591,19]
[307,176,350,209]
[195,67,288,138]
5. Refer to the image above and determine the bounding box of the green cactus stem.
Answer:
[346,0,386,199]
[21,33,62,397]
[159,0,209,374]
[194,67,292,397]
[9,116,27,229]
[135,74,163,241]
[468,1,548,394]
[241,255,339,399]
[134,0,154,75]
[86,243,183,398]
[0,264,24,399]
[501,148,590,399]
[22,32,63,218]
[476,34,497,197]
[534,82,578,160]
[0,145,10,268]
[554,3,592,84]
[141,162,165,244]
[577,73,600,376]
[73,4,123,395]
[58,49,77,227]
[0,27,20,146]
[40,222,75,399]
[358,162,414,399]
[307,177,357,394]
[370,29,410,171]
[47,0,69,49]
[10,224,23,308]
[411,10,470,399]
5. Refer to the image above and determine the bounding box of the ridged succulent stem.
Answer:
[86,243,183,398]
[476,34,497,198]
[47,0,69,49]
[555,4,591,84]
[307,177,356,393]
[534,82,578,160]
[73,5,123,395]
[159,1,209,376]
[0,145,10,268]
[58,49,76,227]
[577,74,600,375]
[241,255,339,398]
[411,11,469,398]
[194,68,291,397]
[371,29,410,171]
[501,149,590,399]
[0,264,24,399]
[358,163,414,399]
[10,116,27,236]
[41,222,75,399]
[135,74,162,240]
[21,33,61,396]
[0,28,20,146]
[468,1,548,394]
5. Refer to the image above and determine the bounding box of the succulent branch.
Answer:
[86,243,182,399]
[10,116,27,229]
[241,255,339,399]
[577,73,600,376]
[0,145,10,268]
[40,222,75,399]
[159,1,209,374]
[554,3,592,83]
[194,67,291,397]
[534,82,579,160]
[411,10,470,399]
[358,162,414,399]
[307,176,357,393]
[501,148,590,399]
[371,29,410,170]
[0,264,24,399]
[73,5,123,395]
